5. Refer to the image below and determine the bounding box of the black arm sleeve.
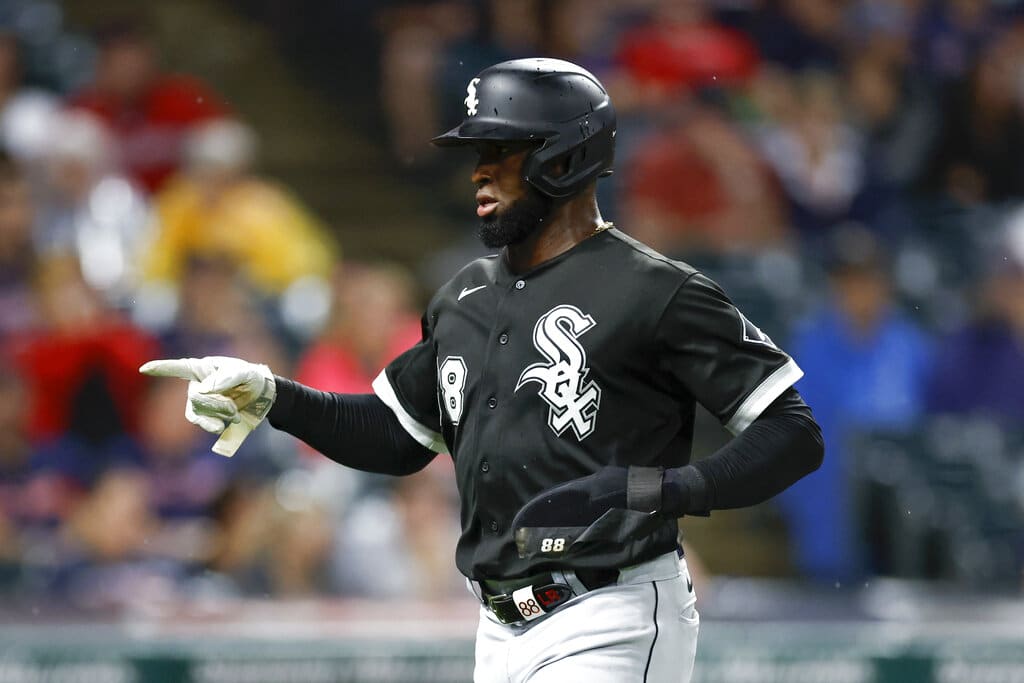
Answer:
[267,377,437,476]
[663,387,824,515]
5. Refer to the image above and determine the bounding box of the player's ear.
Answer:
[546,152,570,178]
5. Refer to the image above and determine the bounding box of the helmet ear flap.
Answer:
[565,147,586,175]
[523,126,614,200]
[542,149,578,180]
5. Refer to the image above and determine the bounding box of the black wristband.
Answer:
[662,465,710,518]
[626,467,663,513]
[267,376,299,428]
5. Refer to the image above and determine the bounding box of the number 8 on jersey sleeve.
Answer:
[440,356,468,425]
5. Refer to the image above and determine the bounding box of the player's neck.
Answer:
[503,193,605,273]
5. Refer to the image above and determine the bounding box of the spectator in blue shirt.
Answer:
[779,224,933,581]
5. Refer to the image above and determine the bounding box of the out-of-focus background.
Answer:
[0,0,1022,681]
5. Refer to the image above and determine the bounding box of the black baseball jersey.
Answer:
[373,228,803,580]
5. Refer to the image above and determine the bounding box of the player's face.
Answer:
[472,141,551,248]
[472,142,531,215]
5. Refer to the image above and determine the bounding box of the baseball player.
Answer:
[141,58,824,682]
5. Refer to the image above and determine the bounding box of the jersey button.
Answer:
[498,333,509,345]
[514,279,525,290]
[480,460,490,473]
[489,520,499,532]
[487,396,498,409]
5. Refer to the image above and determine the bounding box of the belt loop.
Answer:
[549,569,569,595]
[561,569,588,596]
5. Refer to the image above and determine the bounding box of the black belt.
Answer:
[475,567,620,625]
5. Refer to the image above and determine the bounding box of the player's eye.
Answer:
[475,141,534,162]
[499,142,537,157]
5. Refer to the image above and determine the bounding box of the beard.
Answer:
[477,188,552,249]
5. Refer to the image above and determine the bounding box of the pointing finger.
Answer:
[139,358,214,381]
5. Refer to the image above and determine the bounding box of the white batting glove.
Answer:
[139,356,276,457]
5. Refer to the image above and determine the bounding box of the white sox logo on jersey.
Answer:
[465,78,481,116]
[515,305,602,440]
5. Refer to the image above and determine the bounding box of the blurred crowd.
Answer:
[1,0,1024,614]
[0,8,464,611]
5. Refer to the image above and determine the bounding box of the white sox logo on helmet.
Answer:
[465,78,481,116]
[515,305,601,440]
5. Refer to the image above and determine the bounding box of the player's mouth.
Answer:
[476,192,499,217]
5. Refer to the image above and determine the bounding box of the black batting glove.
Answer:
[512,467,625,528]
[511,466,659,529]
[512,464,706,528]
[511,465,702,561]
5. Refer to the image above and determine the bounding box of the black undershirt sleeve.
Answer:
[267,377,437,476]
[663,387,824,516]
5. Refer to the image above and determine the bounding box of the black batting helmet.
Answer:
[432,58,616,200]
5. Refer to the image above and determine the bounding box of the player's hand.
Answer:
[139,356,276,457]
[511,466,672,561]
[512,466,664,529]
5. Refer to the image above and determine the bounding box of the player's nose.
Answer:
[471,163,494,187]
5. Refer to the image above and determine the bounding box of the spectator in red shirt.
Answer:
[12,256,157,444]
[622,100,788,255]
[614,0,759,103]
[66,18,229,193]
